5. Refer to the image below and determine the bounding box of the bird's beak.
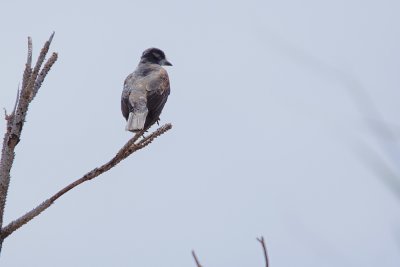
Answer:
[161,59,172,66]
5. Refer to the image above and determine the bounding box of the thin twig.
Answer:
[12,86,20,114]
[257,236,269,267]
[3,109,8,120]
[0,123,172,239]
[22,32,55,102]
[27,37,32,66]
[21,37,32,94]
[31,52,58,101]
[192,250,203,267]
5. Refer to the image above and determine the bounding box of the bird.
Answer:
[121,48,172,132]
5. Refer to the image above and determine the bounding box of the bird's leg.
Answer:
[140,129,149,139]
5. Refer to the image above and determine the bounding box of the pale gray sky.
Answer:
[1,0,400,266]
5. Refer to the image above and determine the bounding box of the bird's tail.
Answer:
[125,110,148,132]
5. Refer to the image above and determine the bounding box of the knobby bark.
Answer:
[0,33,172,254]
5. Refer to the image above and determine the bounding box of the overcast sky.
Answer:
[1,0,400,266]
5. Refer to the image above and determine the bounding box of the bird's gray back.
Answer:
[123,63,163,94]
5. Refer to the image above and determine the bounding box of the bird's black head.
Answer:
[140,48,172,66]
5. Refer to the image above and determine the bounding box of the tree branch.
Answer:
[192,250,203,267]
[0,123,172,240]
[0,33,56,238]
[257,236,269,267]
[21,37,32,98]
[31,52,58,101]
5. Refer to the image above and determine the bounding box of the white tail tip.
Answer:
[125,111,148,132]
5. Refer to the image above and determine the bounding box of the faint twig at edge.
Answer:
[192,250,203,267]
[257,236,269,267]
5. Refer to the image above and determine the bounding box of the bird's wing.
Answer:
[123,73,148,114]
[121,81,130,120]
[146,68,170,121]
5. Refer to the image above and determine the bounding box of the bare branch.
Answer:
[0,123,172,239]
[21,37,32,93]
[257,236,269,267]
[27,37,32,66]
[192,250,203,267]
[0,33,56,250]
[31,52,58,101]
[1,200,52,240]
[22,32,55,102]
[31,33,54,81]
[48,31,55,43]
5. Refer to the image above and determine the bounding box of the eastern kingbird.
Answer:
[121,48,172,132]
